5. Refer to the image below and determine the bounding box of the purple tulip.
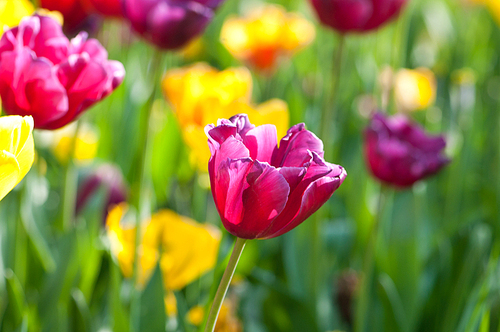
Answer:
[0,15,125,130]
[76,164,127,221]
[122,0,225,49]
[310,0,408,33]
[206,114,347,240]
[364,112,450,188]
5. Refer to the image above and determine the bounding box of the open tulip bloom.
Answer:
[0,15,125,130]
[204,114,346,331]
[364,112,450,188]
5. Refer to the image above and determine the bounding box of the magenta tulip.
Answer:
[206,114,347,240]
[123,0,225,49]
[76,164,127,221]
[364,112,450,188]
[310,0,408,33]
[0,15,125,130]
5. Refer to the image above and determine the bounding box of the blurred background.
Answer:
[1,0,500,331]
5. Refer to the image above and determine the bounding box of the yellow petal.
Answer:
[0,149,20,201]
[220,4,315,71]
[156,210,221,290]
[0,116,34,197]
[52,123,99,164]
[106,203,161,286]
[187,305,205,326]
[0,0,34,35]
[15,116,34,180]
[394,68,436,112]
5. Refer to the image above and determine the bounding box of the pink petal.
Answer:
[260,152,346,238]
[271,123,324,167]
[242,124,278,163]
[216,159,290,239]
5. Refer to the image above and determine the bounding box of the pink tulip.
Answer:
[0,15,125,130]
[206,114,347,240]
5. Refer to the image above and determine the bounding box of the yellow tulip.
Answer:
[0,0,34,35]
[106,204,221,291]
[0,115,34,201]
[220,5,315,72]
[162,63,290,172]
[51,123,99,164]
[187,300,242,332]
[394,68,437,112]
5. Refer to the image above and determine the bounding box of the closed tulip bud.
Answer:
[0,15,125,130]
[364,112,450,188]
[0,115,34,201]
[123,0,226,50]
[76,164,127,220]
[206,114,346,239]
[310,0,409,34]
[85,0,123,18]
[39,0,98,35]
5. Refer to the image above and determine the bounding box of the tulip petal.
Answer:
[242,124,278,163]
[217,159,290,239]
[0,150,21,201]
[271,123,324,167]
[260,152,346,238]
[268,165,346,238]
[158,210,221,290]
[0,48,68,128]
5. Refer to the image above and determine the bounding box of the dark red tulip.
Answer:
[206,114,347,240]
[76,164,127,221]
[310,0,409,33]
[364,112,450,188]
[85,0,123,17]
[0,15,125,130]
[40,0,99,35]
[122,0,226,49]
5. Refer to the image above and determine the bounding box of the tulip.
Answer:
[206,114,347,240]
[39,0,97,34]
[0,15,125,130]
[76,164,127,220]
[106,204,221,289]
[0,0,34,36]
[188,300,242,331]
[46,123,99,164]
[122,0,225,49]
[310,0,409,33]
[220,5,315,72]
[393,68,437,112]
[163,63,289,172]
[85,0,123,18]
[364,112,450,188]
[0,115,34,201]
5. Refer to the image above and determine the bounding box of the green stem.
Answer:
[354,185,389,332]
[130,48,164,332]
[204,237,247,332]
[321,34,345,159]
[60,120,82,232]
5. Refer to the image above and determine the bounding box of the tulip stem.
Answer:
[60,120,81,232]
[354,185,390,332]
[204,237,247,332]
[130,48,164,332]
[321,34,345,159]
